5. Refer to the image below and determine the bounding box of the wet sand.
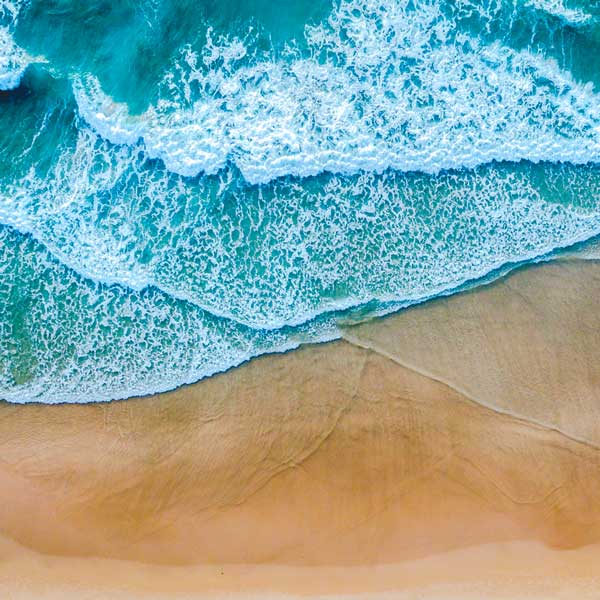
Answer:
[1,259,600,598]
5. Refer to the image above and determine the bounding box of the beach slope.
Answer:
[1,259,600,598]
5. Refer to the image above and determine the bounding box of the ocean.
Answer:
[1,0,600,403]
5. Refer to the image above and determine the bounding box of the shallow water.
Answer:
[1,0,600,402]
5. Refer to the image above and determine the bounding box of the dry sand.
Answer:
[1,259,600,598]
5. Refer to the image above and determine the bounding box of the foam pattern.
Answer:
[524,0,593,25]
[3,125,600,330]
[70,0,600,184]
[0,7,29,91]
[0,224,341,403]
[2,0,600,403]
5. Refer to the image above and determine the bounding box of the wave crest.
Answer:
[71,0,600,184]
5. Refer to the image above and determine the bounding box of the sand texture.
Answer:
[1,259,600,598]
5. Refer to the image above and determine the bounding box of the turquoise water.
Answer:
[1,0,600,402]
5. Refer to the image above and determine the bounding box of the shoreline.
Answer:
[1,259,600,597]
[3,232,600,407]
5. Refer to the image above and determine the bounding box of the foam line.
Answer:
[3,125,600,330]
[71,0,600,184]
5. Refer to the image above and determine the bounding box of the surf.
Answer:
[2,0,600,403]
[68,0,600,184]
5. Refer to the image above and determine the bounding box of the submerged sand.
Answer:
[1,259,600,598]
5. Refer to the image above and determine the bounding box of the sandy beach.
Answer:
[1,258,600,598]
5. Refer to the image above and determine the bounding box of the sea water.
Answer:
[1,0,600,402]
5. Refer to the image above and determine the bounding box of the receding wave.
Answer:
[0,224,333,403]
[0,217,595,404]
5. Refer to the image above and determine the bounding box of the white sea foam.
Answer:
[3,125,600,332]
[3,0,600,404]
[524,0,592,26]
[0,1,45,91]
[0,0,22,22]
[0,26,30,90]
[1,188,598,404]
[72,0,600,184]
[0,224,342,404]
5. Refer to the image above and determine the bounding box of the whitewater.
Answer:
[1,0,600,402]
